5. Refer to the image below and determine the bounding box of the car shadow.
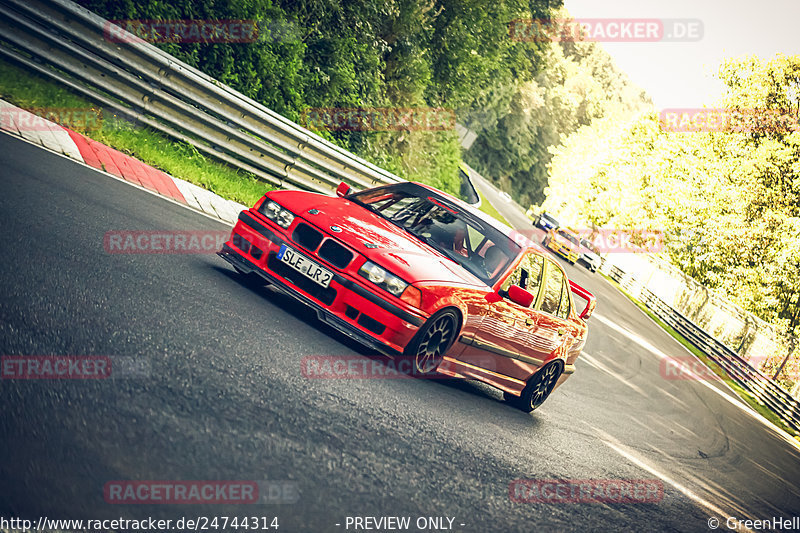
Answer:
[432,377,549,428]
[212,263,548,427]
[211,264,382,355]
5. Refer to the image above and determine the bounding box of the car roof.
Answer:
[557,227,580,237]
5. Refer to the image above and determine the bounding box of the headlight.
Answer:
[385,276,406,295]
[263,201,281,218]
[276,209,294,228]
[260,200,295,229]
[361,262,386,284]
[358,261,407,297]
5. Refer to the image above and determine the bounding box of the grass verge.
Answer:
[476,188,511,226]
[599,271,800,442]
[0,57,272,206]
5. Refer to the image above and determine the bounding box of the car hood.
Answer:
[270,190,486,286]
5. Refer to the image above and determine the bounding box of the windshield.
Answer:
[580,238,599,255]
[350,184,519,285]
[541,213,559,225]
[557,229,580,246]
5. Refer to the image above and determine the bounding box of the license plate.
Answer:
[277,245,333,288]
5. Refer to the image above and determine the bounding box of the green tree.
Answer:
[80,0,564,197]
[543,53,800,336]
[464,14,651,205]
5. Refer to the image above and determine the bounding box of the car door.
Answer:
[461,251,546,382]
[535,258,580,360]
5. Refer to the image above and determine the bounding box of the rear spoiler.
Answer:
[569,280,596,320]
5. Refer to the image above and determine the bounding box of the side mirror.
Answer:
[507,285,534,308]
[336,182,351,198]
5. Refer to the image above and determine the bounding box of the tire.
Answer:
[404,309,460,376]
[505,362,563,412]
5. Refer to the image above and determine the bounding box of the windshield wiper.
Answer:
[441,249,484,279]
[414,235,486,279]
[349,197,378,214]
[350,198,487,279]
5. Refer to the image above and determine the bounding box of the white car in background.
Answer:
[578,238,601,273]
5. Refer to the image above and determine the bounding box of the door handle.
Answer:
[525,317,535,326]
[557,327,566,336]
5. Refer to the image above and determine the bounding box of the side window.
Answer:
[556,278,571,319]
[525,253,544,298]
[501,253,544,302]
[540,261,565,315]
[500,261,525,293]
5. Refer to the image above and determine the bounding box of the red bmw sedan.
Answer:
[218,181,596,412]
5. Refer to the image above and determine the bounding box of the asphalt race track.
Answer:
[1,131,799,532]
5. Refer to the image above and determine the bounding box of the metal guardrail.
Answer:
[602,258,800,434]
[0,0,402,194]
[4,0,797,434]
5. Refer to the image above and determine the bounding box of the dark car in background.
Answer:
[536,211,560,231]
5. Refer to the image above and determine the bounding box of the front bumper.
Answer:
[579,255,600,271]
[218,211,426,355]
[537,219,556,230]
